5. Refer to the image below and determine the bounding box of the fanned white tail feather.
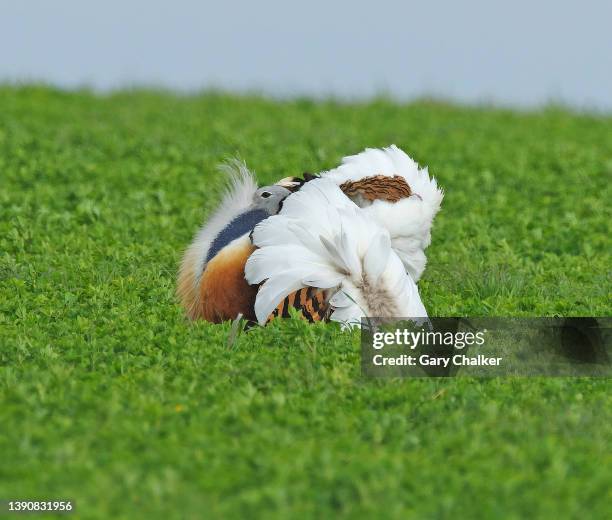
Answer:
[320,145,444,281]
[177,159,258,318]
[245,179,427,327]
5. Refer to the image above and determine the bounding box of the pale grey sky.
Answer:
[1,0,611,109]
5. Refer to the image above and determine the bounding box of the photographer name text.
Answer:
[372,353,502,367]
[370,328,502,367]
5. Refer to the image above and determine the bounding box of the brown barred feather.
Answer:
[340,175,412,203]
[265,287,330,324]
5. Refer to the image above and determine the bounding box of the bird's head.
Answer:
[253,185,292,215]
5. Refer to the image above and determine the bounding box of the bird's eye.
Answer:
[261,191,272,198]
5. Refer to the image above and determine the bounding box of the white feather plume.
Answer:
[320,145,444,281]
[194,159,258,275]
[245,179,428,327]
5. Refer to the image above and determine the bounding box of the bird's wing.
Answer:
[245,178,427,327]
[320,145,444,281]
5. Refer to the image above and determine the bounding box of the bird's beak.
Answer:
[275,177,302,190]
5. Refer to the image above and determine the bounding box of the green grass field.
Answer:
[1,86,610,519]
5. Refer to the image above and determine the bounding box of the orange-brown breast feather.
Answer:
[199,241,258,323]
[340,175,412,203]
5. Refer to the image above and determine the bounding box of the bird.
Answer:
[177,159,291,322]
[178,145,443,327]
[245,177,429,327]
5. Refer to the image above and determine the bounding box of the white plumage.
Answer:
[178,145,442,327]
[320,145,444,281]
[245,178,428,327]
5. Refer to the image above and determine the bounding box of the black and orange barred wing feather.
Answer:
[266,287,330,324]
